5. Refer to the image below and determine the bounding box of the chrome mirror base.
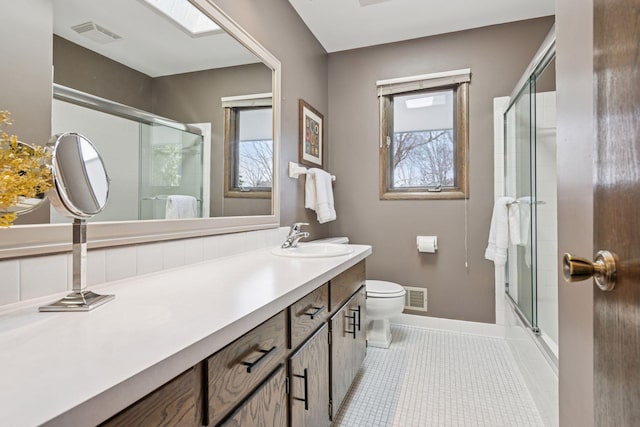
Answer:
[39,291,114,312]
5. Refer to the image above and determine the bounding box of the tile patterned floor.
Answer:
[333,325,545,427]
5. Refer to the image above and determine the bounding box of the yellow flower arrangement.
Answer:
[0,110,53,227]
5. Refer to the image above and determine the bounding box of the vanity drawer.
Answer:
[207,310,287,426]
[330,261,365,311]
[289,283,329,349]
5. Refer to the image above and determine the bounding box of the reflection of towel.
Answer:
[517,196,533,267]
[485,197,519,265]
[165,195,197,219]
[305,168,336,224]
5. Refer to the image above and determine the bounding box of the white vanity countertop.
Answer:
[0,244,371,427]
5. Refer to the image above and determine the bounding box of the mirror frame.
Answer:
[0,0,281,259]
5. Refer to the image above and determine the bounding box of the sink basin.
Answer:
[271,243,354,258]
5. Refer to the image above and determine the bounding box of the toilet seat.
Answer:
[366,280,406,298]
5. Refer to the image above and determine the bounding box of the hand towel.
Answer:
[305,168,336,224]
[485,197,515,265]
[165,195,198,219]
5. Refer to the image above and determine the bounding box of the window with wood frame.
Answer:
[378,69,470,200]
[223,93,273,198]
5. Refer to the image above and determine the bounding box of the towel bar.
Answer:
[288,161,336,181]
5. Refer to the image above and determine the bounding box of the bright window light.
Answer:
[405,95,447,109]
[142,0,220,35]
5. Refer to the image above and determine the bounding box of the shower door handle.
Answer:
[562,250,617,291]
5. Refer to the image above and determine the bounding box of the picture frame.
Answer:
[298,99,324,167]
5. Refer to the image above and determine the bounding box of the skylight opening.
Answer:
[142,0,220,36]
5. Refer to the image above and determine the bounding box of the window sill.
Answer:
[224,190,272,199]
[380,190,467,200]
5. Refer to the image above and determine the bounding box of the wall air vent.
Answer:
[404,286,428,312]
[71,22,122,44]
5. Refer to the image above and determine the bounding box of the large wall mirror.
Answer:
[1,0,281,257]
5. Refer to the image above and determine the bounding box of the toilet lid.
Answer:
[366,280,406,297]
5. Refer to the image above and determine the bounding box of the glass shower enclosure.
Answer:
[503,29,558,357]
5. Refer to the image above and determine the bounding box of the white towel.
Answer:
[517,196,533,267]
[485,197,520,265]
[165,195,197,219]
[305,168,336,224]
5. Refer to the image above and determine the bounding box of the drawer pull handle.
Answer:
[345,313,357,340]
[305,305,326,319]
[292,368,309,410]
[350,306,362,331]
[241,346,277,373]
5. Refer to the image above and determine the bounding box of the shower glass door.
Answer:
[504,81,537,328]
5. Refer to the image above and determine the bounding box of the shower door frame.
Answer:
[503,27,556,338]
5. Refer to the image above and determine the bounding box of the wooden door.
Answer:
[593,0,640,424]
[289,323,330,427]
[330,287,367,420]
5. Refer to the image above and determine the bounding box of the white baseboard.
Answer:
[390,313,508,338]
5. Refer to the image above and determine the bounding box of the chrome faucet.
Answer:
[282,222,310,248]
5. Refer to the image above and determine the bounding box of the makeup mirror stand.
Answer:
[39,132,114,312]
[40,219,114,312]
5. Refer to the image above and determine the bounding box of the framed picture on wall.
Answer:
[298,99,324,167]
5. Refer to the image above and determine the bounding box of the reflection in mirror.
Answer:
[42,0,274,224]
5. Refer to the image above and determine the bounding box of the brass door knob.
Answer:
[562,250,617,291]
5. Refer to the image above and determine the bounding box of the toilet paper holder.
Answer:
[417,236,438,253]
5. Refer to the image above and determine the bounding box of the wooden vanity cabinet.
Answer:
[100,365,202,427]
[288,323,331,427]
[206,311,287,426]
[329,286,367,420]
[98,261,367,427]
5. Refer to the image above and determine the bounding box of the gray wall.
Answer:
[54,36,153,112]
[327,17,554,322]
[210,0,330,238]
[556,0,594,424]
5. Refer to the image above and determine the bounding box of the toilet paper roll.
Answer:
[417,236,438,253]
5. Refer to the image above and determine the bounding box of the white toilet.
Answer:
[365,280,406,348]
[312,237,406,349]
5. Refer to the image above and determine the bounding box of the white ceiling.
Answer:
[287,0,555,53]
[53,0,261,77]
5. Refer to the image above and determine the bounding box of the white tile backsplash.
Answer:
[20,254,68,300]
[136,243,164,276]
[1,227,290,308]
[0,260,20,305]
[162,240,185,269]
[105,246,138,282]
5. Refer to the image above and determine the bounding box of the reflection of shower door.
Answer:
[139,123,205,220]
[504,82,537,329]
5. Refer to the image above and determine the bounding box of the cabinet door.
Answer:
[289,323,330,427]
[330,286,366,420]
[219,365,287,427]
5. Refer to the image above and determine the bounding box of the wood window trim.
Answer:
[379,82,469,200]
[224,107,272,199]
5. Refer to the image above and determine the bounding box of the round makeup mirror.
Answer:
[40,132,113,312]
[47,132,110,218]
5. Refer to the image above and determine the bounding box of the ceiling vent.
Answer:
[358,0,392,6]
[71,22,122,44]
